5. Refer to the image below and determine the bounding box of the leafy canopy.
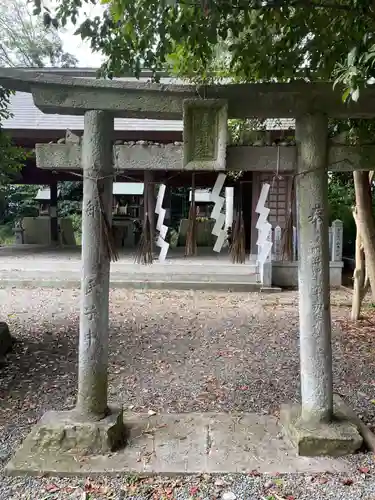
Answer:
[0,0,78,68]
[0,87,27,184]
[0,0,77,185]
[34,0,375,99]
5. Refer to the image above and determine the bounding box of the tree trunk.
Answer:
[353,171,375,303]
[351,208,366,320]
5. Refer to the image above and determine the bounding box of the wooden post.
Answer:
[50,181,58,244]
[145,171,156,250]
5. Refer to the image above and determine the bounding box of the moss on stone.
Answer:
[280,403,363,457]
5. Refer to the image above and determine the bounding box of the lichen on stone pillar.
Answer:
[295,112,333,424]
[77,110,114,420]
[280,113,363,458]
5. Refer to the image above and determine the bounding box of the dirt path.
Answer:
[1,288,375,499]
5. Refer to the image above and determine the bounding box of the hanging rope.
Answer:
[96,180,119,263]
[63,170,119,263]
[271,145,281,193]
[185,172,197,257]
[281,179,295,261]
[135,172,153,265]
[268,144,296,262]
[230,182,246,264]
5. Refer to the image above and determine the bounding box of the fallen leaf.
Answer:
[358,466,370,474]
[248,469,261,476]
[318,477,328,484]
[342,478,353,486]
[148,409,157,416]
[45,484,60,493]
[63,486,78,493]
[273,494,292,500]
[83,478,109,494]
[189,485,199,496]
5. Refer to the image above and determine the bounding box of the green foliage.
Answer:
[0,87,11,122]
[0,0,78,68]
[0,0,80,241]
[333,31,375,102]
[0,131,27,184]
[0,0,78,185]
[69,212,82,233]
[57,181,83,218]
[31,0,374,100]
[57,181,83,240]
[328,172,356,255]
[0,87,28,184]
[328,172,355,217]
[0,184,39,225]
[228,119,265,145]
[0,224,14,244]
[170,187,189,230]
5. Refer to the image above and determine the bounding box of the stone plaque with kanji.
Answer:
[183,99,227,170]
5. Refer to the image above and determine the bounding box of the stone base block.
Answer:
[6,412,351,477]
[280,403,363,457]
[9,406,126,463]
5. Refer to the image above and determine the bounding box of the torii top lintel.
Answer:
[1,68,375,120]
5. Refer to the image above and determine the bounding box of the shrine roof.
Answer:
[3,91,183,132]
[3,90,294,133]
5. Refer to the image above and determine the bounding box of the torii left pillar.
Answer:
[77,110,116,420]
[74,110,126,445]
[8,111,126,461]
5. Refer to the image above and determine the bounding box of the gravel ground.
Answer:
[1,287,375,499]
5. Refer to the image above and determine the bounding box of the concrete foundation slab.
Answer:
[6,412,351,476]
[280,402,363,457]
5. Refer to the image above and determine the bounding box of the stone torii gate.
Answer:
[2,69,375,471]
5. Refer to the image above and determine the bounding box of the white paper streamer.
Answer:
[210,173,227,253]
[255,183,273,282]
[155,184,169,262]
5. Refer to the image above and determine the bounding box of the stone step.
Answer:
[0,270,259,283]
[0,262,258,274]
[0,277,266,292]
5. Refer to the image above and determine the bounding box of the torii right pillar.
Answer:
[280,112,363,456]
